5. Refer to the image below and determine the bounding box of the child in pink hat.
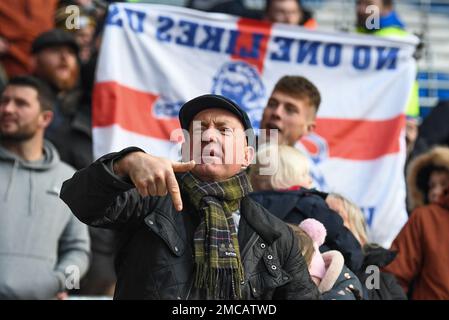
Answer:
[298,218,364,300]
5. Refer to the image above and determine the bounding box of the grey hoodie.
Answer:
[0,140,90,299]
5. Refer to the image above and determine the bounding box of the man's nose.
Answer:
[434,186,444,194]
[0,101,15,113]
[280,13,290,24]
[202,128,220,142]
[271,105,283,119]
[60,49,73,62]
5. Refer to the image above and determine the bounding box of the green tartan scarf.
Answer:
[179,171,252,299]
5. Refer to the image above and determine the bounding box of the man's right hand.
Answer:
[113,151,195,211]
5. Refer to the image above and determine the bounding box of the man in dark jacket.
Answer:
[250,188,364,272]
[31,29,83,139]
[60,94,319,300]
[31,29,95,171]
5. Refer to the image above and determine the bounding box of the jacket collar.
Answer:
[150,194,283,254]
[249,189,328,221]
[318,250,345,293]
[239,196,282,245]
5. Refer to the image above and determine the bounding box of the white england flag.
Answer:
[93,3,418,247]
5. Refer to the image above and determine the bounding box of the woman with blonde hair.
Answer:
[249,145,364,272]
[325,193,406,300]
[249,144,312,191]
[325,193,368,247]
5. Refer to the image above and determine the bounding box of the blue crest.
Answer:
[153,97,183,119]
[301,133,329,165]
[297,133,330,190]
[211,61,265,129]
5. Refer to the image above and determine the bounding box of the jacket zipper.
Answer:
[241,233,260,262]
[185,273,194,300]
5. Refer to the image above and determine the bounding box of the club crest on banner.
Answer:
[153,96,183,119]
[298,133,330,190]
[211,61,265,129]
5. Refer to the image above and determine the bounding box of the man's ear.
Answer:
[243,145,255,169]
[40,110,53,129]
[306,120,316,134]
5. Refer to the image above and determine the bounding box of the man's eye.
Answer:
[267,100,278,108]
[286,106,298,114]
[15,101,28,108]
[220,128,233,135]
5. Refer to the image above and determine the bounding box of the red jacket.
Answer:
[384,204,449,299]
[0,0,58,77]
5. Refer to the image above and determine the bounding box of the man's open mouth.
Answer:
[201,155,223,164]
[199,146,224,164]
[265,123,282,133]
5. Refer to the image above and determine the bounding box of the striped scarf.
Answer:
[179,171,252,299]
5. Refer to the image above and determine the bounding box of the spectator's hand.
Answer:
[56,291,68,300]
[113,151,195,211]
[0,37,9,55]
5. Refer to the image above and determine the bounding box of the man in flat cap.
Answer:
[31,29,81,127]
[60,94,319,300]
[31,29,91,168]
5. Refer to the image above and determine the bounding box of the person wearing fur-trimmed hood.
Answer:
[406,146,449,212]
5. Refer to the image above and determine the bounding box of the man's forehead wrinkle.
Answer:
[1,88,38,104]
[199,119,231,127]
[193,112,242,129]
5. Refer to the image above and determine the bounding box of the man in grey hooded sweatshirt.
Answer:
[0,76,90,299]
